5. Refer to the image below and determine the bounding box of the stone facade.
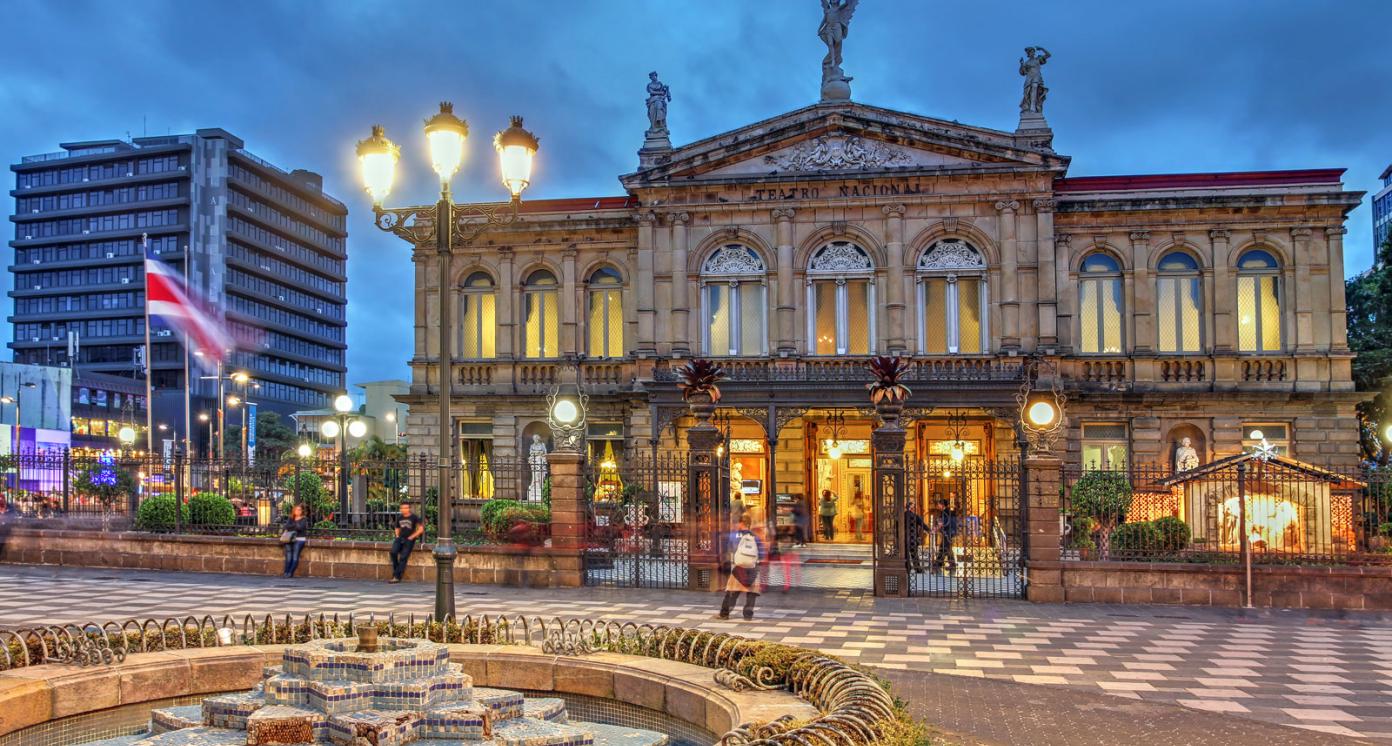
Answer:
[394,101,1364,486]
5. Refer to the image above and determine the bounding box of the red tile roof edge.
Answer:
[1055,169,1345,193]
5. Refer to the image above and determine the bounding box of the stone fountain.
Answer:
[84,628,668,746]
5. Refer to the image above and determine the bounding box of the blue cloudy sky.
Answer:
[2,0,1389,383]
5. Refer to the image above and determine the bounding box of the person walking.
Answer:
[388,502,425,583]
[904,503,930,573]
[848,492,867,542]
[790,500,810,546]
[279,504,309,578]
[719,518,766,620]
[931,498,959,574]
[818,490,839,541]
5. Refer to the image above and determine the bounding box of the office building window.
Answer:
[1156,251,1203,353]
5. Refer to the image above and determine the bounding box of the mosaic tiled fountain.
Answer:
[82,630,667,746]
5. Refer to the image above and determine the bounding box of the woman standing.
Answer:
[280,505,309,578]
[848,492,867,542]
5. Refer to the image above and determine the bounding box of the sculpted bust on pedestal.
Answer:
[1174,437,1200,472]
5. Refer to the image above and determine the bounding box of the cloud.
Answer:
[2,0,1388,384]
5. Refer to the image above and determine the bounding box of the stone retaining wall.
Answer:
[0,645,814,739]
[0,527,582,588]
[1046,560,1392,609]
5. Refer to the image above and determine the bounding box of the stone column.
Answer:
[1328,226,1349,351]
[1055,233,1073,352]
[1023,452,1064,603]
[996,200,1021,351]
[883,204,907,354]
[546,450,585,588]
[413,252,429,383]
[871,402,908,598]
[560,246,578,356]
[1210,230,1233,353]
[1292,226,1315,353]
[773,208,797,355]
[1129,231,1152,353]
[686,394,723,592]
[670,212,692,356]
[1034,199,1058,347]
[635,211,657,356]
[497,247,515,359]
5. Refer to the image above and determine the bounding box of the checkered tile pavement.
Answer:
[1,565,1389,742]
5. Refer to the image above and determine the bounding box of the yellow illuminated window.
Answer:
[586,267,623,358]
[459,272,496,360]
[523,269,558,359]
[1236,250,1281,353]
[1079,252,1123,354]
[1156,252,1202,353]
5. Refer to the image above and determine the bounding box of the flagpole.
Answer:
[141,233,155,454]
[182,332,193,470]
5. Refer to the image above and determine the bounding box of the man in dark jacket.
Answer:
[904,504,930,573]
[931,498,959,574]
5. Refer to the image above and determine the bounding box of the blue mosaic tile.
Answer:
[200,690,265,730]
[325,710,420,746]
[149,705,202,734]
[586,723,671,746]
[132,726,246,745]
[491,718,596,746]
[523,698,568,724]
[420,701,489,740]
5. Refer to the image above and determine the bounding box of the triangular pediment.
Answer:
[621,101,1069,188]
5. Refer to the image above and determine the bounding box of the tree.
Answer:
[1346,237,1392,462]
[73,456,138,509]
[1069,471,1133,560]
[223,411,297,462]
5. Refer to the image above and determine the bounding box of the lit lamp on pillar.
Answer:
[547,390,587,453]
[322,394,367,520]
[1017,356,1066,455]
[256,496,272,526]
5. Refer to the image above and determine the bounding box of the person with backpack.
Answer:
[719,518,766,620]
[931,498,959,574]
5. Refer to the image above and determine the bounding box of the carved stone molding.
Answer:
[712,226,741,242]
[1129,230,1151,243]
[702,244,766,275]
[562,245,578,260]
[1252,230,1268,243]
[829,220,849,236]
[1325,226,1348,238]
[1092,235,1109,248]
[882,204,906,218]
[1032,198,1056,213]
[994,200,1020,213]
[1209,229,1231,241]
[809,241,873,273]
[636,211,657,226]
[497,246,514,258]
[1290,226,1314,239]
[668,211,691,226]
[763,135,913,173]
[1055,233,1072,247]
[771,207,796,222]
[917,239,985,271]
[942,217,960,234]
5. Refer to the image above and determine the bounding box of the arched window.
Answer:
[700,244,767,356]
[1156,251,1202,353]
[807,241,874,355]
[1079,251,1123,354]
[458,271,496,359]
[1236,249,1282,352]
[586,267,623,358]
[916,239,987,354]
[522,268,559,359]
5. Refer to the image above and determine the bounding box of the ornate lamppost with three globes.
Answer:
[354,103,539,620]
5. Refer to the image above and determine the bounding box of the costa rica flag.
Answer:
[143,234,234,365]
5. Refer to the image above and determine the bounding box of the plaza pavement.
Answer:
[0,564,1388,744]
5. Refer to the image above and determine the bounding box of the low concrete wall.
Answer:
[0,644,816,739]
[1045,560,1392,609]
[0,527,582,589]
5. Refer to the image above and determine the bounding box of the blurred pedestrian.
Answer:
[280,504,309,578]
[719,517,766,620]
[818,490,838,541]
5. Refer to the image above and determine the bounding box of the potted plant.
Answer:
[866,356,913,418]
[676,359,726,407]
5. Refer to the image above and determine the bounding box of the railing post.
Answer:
[61,448,70,515]
[1238,462,1253,608]
[872,401,907,597]
[1023,453,1064,602]
[686,393,723,592]
[173,449,184,534]
[546,449,586,588]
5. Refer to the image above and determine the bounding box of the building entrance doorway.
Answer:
[806,412,875,545]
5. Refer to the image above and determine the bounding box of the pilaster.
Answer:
[996,200,1021,351]
[1210,230,1234,353]
[1054,233,1073,353]
[773,207,797,355]
[560,246,578,356]
[635,211,658,356]
[1034,199,1058,348]
[496,247,515,359]
[1129,230,1152,354]
[669,212,692,356]
[1327,226,1349,351]
[883,204,907,354]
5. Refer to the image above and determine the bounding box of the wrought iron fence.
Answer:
[1060,461,1392,565]
[905,458,1025,598]
[582,450,691,588]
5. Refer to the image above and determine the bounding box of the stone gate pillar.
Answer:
[1023,452,1064,603]
[872,402,908,597]
[547,450,585,588]
[685,394,724,592]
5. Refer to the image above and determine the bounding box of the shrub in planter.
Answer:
[187,492,236,526]
[495,503,551,544]
[135,494,189,531]
[313,519,337,531]
[480,499,523,538]
[1151,515,1192,552]
[1066,515,1097,551]
[1069,471,1133,559]
[1110,520,1162,556]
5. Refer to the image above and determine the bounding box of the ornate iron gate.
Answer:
[581,450,691,588]
[906,459,1026,598]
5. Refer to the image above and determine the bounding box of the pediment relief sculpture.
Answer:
[764,135,913,173]
[918,240,985,271]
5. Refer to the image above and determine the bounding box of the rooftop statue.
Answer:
[818,0,859,101]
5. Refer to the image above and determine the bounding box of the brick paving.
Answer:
[0,565,1388,743]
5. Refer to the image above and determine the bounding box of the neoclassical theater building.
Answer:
[397,70,1361,540]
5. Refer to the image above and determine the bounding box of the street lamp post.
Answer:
[321,394,367,520]
[356,103,539,621]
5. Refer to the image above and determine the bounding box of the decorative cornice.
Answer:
[1032,198,1056,213]
[771,207,796,221]
[881,204,906,218]
[1128,230,1151,243]
[994,200,1020,213]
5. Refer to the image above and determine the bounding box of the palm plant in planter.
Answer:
[676,359,726,404]
[866,356,913,408]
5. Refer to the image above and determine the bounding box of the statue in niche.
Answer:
[527,434,549,501]
[1018,46,1051,114]
[645,71,671,135]
[1174,437,1200,473]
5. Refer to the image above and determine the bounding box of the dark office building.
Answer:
[8,129,347,445]
[1375,164,1392,254]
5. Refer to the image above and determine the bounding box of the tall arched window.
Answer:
[807,241,874,355]
[1079,251,1124,354]
[587,267,623,358]
[1156,251,1202,353]
[700,244,767,356]
[916,239,987,354]
[1236,249,1282,352]
[522,268,559,359]
[458,271,496,359]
